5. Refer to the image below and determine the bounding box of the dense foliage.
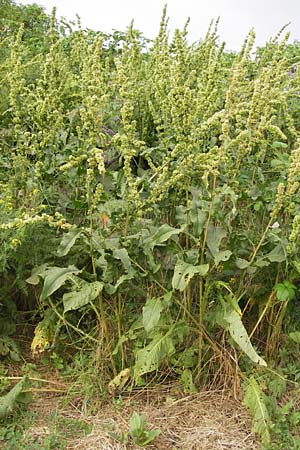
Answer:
[1,2,300,446]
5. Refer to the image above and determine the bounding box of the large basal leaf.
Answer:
[144,224,182,248]
[134,332,175,382]
[142,297,163,332]
[223,306,267,366]
[40,266,80,301]
[243,376,271,446]
[172,260,209,291]
[206,225,232,265]
[63,281,103,313]
[57,229,82,257]
[0,376,30,419]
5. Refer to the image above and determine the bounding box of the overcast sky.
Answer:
[17,0,300,51]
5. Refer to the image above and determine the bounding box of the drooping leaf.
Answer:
[0,376,30,419]
[172,260,209,291]
[143,297,163,332]
[113,248,135,275]
[243,376,271,446]
[105,273,134,295]
[134,332,175,382]
[40,266,80,301]
[221,305,267,366]
[31,312,56,355]
[56,229,82,257]
[206,225,232,265]
[144,224,181,248]
[63,281,103,313]
[25,263,48,285]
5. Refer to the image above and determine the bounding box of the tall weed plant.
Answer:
[1,6,300,410]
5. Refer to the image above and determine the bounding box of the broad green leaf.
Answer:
[243,376,271,446]
[134,332,175,382]
[63,281,103,313]
[57,229,82,257]
[129,411,147,434]
[190,209,207,235]
[144,248,160,273]
[113,248,135,275]
[0,376,30,419]
[236,258,250,269]
[172,260,209,291]
[274,281,296,302]
[144,224,181,248]
[143,297,163,332]
[266,244,286,263]
[206,226,232,265]
[137,429,161,446]
[254,257,270,268]
[26,264,48,285]
[40,266,80,301]
[222,305,267,366]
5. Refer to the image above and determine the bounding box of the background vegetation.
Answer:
[1,1,300,447]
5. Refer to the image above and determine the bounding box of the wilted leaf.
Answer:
[0,376,30,419]
[243,376,271,446]
[222,305,267,366]
[57,229,82,257]
[63,281,103,313]
[172,260,209,291]
[40,266,80,301]
[143,297,163,332]
[108,368,130,394]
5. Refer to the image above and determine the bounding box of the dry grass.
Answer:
[24,386,260,450]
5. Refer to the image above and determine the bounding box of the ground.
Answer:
[0,330,259,449]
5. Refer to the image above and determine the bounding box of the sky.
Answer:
[17,0,300,51]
